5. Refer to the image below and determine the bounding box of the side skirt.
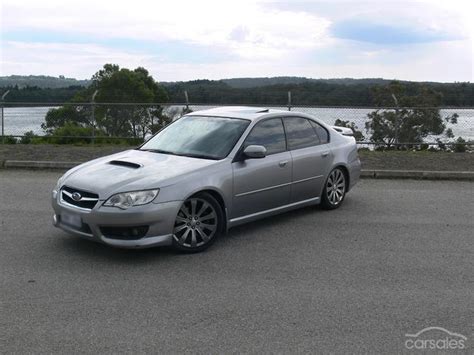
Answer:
[227,197,320,229]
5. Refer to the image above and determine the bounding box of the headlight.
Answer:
[103,189,159,210]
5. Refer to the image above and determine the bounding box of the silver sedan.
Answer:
[52,107,361,252]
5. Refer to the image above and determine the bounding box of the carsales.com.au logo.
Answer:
[405,326,467,350]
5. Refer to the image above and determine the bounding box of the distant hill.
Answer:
[219,77,392,88]
[0,75,90,89]
[163,78,474,106]
[2,75,473,106]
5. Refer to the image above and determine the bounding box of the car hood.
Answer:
[62,149,220,199]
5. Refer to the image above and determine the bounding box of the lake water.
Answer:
[2,105,473,142]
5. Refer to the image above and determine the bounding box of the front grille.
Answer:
[61,186,99,210]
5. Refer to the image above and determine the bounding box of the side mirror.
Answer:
[243,145,266,159]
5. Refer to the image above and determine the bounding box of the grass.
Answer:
[0,144,472,171]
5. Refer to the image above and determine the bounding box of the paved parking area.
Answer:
[1,170,473,353]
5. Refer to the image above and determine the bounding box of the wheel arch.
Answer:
[189,189,228,232]
[332,164,350,191]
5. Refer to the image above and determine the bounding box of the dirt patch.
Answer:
[0,144,133,162]
[359,150,473,171]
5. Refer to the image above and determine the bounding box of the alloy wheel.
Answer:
[326,169,346,205]
[173,198,218,248]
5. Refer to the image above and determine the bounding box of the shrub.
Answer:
[2,136,17,144]
[45,122,142,146]
[49,123,92,144]
[20,131,38,144]
[453,137,467,153]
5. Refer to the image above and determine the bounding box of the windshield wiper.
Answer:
[140,148,177,155]
[140,149,218,160]
[178,153,219,160]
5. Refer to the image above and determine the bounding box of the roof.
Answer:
[186,106,286,121]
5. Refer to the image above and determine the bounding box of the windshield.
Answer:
[140,115,250,160]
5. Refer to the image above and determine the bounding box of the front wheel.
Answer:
[172,193,223,253]
[321,168,347,210]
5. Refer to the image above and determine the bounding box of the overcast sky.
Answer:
[1,0,473,82]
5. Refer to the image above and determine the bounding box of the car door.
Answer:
[231,117,292,218]
[283,117,333,203]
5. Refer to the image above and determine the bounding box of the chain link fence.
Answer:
[1,102,473,150]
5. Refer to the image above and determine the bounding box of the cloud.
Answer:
[271,0,471,43]
[331,20,458,45]
[0,0,472,81]
[229,26,250,42]
[2,30,232,64]
[1,41,152,79]
[1,1,331,59]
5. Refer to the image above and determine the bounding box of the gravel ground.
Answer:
[0,144,473,171]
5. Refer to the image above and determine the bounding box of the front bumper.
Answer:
[52,191,182,249]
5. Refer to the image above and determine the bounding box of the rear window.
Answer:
[309,120,329,144]
[283,117,320,150]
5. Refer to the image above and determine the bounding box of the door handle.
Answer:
[321,151,329,157]
[278,160,288,167]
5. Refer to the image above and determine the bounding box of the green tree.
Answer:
[43,64,169,139]
[365,81,458,147]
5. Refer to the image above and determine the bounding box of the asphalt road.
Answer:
[1,170,473,354]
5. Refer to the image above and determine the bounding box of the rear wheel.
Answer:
[172,193,223,252]
[321,168,346,210]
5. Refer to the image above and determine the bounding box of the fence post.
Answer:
[184,90,189,112]
[1,101,3,144]
[91,90,98,145]
[1,90,10,144]
[391,93,399,146]
[287,91,292,111]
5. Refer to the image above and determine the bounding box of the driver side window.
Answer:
[244,118,286,155]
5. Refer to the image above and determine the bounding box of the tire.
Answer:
[172,192,224,253]
[321,167,347,210]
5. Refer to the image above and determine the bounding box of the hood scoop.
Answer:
[108,160,142,169]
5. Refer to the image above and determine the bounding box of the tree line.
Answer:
[0,75,90,89]
[2,64,469,150]
[2,75,474,107]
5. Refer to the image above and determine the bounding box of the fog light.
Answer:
[52,190,58,199]
[100,226,149,240]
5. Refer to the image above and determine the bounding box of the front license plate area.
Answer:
[61,212,82,229]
